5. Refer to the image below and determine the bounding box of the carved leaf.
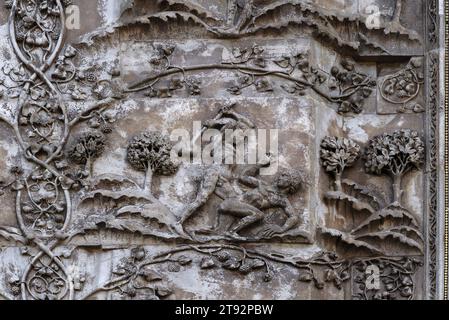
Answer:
[324,191,376,214]
[90,174,140,189]
[155,285,173,298]
[250,18,359,50]
[298,271,314,282]
[116,203,178,227]
[252,1,420,42]
[356,231,424,253]
[200,257,216,269]
[383,22,421,42]
[140,268,163,282]
[112,0,135,20]
[358,33,391,55]
[157,0,221,21]
[274,57,291,69]
[103,219,146,233]
[251,0,358,23]
[133,12,217,34]
[342,179,387,210]
[319,227,383,255]
[351,204,419,234]
[80,189,152,203]
[388,226,424,241]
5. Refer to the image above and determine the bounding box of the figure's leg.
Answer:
[229,210,264,234]
[180,170,219,226]
[218,200,265,235]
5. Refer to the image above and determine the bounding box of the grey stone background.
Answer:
[0,0,446,300]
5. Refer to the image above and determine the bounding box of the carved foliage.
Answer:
[352,257,422,300]
[364,129,424,204]
[320,132,425,256]
[379,58,425,113]
[320,136,360,191]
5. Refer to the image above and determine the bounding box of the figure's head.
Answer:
[274,169,305,194]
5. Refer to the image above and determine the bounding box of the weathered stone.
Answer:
[0,0,445,300]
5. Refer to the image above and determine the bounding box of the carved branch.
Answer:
[69,97,116,128]
[125,63,336,100]
[0,114,14,128]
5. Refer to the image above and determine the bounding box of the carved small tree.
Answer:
[364,129,424,205]
[127,131,178,193]
[68,131,106,179]
[320,136,360,191]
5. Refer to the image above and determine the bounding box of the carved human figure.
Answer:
[202,103,256,163]
[179,103,256,229]
[216,159,303,239]
[203,103,256,132]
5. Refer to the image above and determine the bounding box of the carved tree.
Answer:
[364,130,424,205]
[127,131,178,193]
[320,136,360,191]
[320,133,424,256]
[68,131,106,179]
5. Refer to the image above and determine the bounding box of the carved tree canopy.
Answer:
[364,130,424,177]
[127,132,178,192]
[364,130,424,204]
[320,137,360,174]
[127,131,178,175]
[68,131,106,165]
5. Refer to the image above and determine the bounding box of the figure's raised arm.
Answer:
[238,165,260,188]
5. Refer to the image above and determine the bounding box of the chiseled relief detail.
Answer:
[0,0,432,300]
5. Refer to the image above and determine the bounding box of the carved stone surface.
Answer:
[0,0,445,300]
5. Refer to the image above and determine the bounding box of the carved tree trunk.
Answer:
[392,0,403,23]
[334,172,343,192]
[85,157,93,180]
[392,174,403,205]
[143,167,154,192]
